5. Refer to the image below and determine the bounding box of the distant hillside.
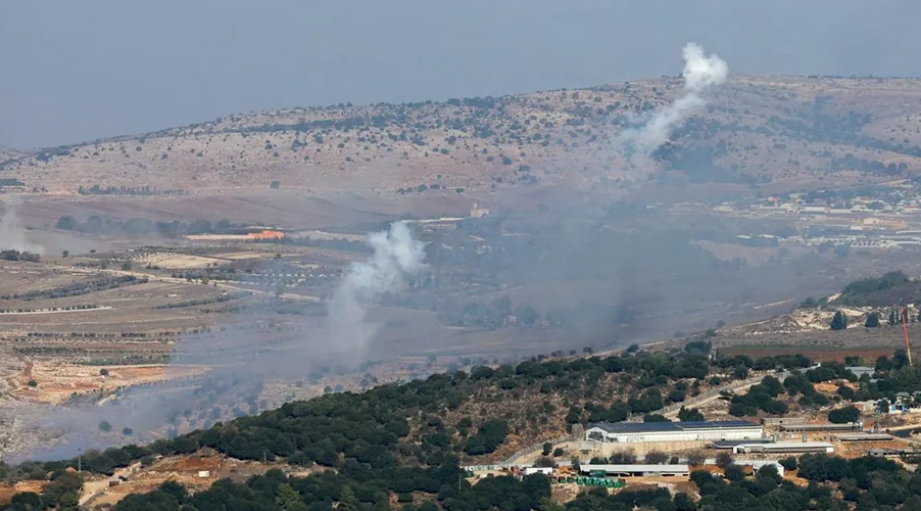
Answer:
[4,77,921,196]
[831,271,921,307]
[8,343,921,511]
[14,343,752,476]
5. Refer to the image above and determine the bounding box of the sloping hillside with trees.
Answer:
[10,342,921,510]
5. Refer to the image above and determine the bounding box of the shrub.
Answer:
[828,405,860,424]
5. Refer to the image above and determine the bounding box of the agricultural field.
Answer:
[5,189,921,460]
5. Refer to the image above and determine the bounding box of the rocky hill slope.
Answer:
[3,77,921,197]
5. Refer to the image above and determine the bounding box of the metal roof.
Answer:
[588,422,681,433]
[677,420,759,430]
[735,442,833,451]
[587,420,759,434]
[581,464,690,473]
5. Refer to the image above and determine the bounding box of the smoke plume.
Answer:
[0,196,44,255]
[621,42,729,154]
[327,221,428,361]
[6,221,428,462]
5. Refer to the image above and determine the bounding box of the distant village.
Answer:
[709,178,921,250]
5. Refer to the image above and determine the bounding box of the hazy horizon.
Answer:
[2,0,920,149]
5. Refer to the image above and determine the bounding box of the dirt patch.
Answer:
[0,481,46,505]
[16,363,208,403]
[718,345,894,363]
[136,253,224,269]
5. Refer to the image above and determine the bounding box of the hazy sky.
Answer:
[2,0,920,149]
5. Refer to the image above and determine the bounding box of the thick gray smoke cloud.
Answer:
[327,221,428,362]
[0,196,44,255]
[621,42,729,154]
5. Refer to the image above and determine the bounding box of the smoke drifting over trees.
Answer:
[0,197,44,255]
[620,42,729,154]
[11,222,429,461]
[328,221,428,364]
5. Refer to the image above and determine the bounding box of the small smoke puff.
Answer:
[348,222,428,300]
[681,43,728,93]
[0,196,44,255]
[327,221,427,357]
[620,42,729,155]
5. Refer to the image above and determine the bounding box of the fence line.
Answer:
[499,433,576,466]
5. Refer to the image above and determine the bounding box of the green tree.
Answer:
[270,180,281,189]
[724,464,745,482]
[828,406,860,424]
[56,216,77,230]
[277,483,308,511]
[338,485,360,511]
[645,450,668,464]
[539,498,565,511]
[865,312,880,328]
[533,456,556,468]
[677,407,704,422]
[830,310,847,331]
[673,492,696,511]
[542,442,552,456]
[687,451,706,466]
[99,421,112,432]
[889,309,899,326]
[779,457,797,471]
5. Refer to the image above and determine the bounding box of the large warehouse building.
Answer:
[585,420,763,444]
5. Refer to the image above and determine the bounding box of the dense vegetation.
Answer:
[55,215,239,236]
[113,468,551,511]
[4,343,746,478]
[14,453,921,511]
[0,275,144,301]
[684,454,921,511]
[1,468,83,511]
[0,250,40,263]
[8,340,921,510]
[832,271,921,307]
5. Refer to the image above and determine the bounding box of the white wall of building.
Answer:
[585,426,763,444]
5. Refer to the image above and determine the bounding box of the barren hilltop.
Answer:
[4,76,921,197]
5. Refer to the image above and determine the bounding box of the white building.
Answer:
[733,442,834,454]
[747,460,785,478]
[585,420,763,444]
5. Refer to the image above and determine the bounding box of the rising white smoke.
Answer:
[621,42,729,154]
[327,221,428,359]
[0,195,44,255]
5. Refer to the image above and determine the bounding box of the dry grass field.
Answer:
[3,77,921,199]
